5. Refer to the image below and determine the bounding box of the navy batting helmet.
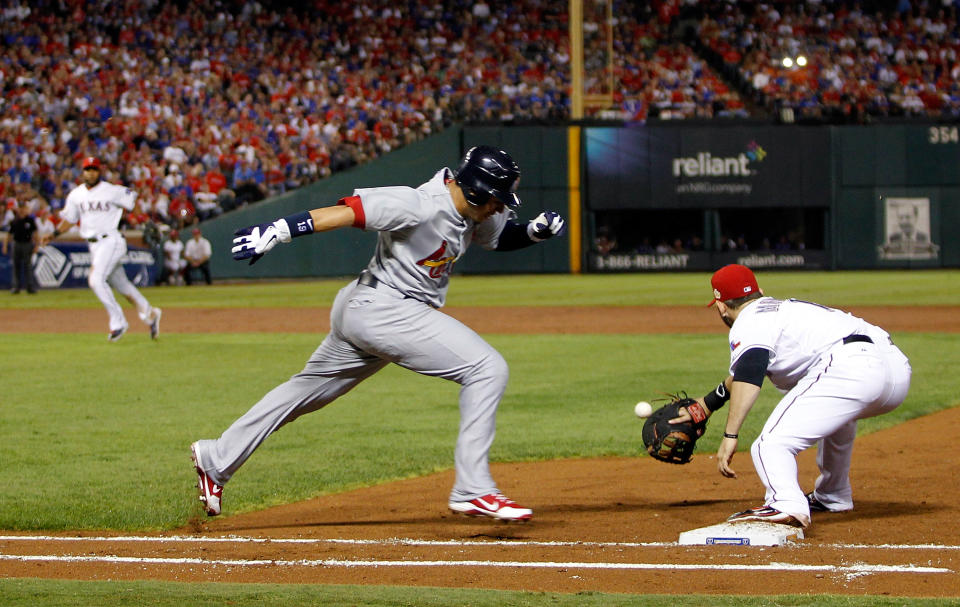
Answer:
[454,146,521,208]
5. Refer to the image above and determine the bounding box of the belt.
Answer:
[86,233,117,243]
[842,334,873,345]
[357,270,437,308]
[358,270,379,289]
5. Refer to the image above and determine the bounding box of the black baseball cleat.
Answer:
[806,492,829,512]
[108,325,128,342]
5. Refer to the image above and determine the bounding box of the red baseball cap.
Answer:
[82,156,102,170]
[708,264,759,306]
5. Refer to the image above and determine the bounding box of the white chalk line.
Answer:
[1,535,958,551]
[0,553,949,574]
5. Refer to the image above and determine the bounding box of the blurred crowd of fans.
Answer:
[0,0,957,236]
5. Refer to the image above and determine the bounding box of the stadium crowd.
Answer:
[694,0,960,123]
[0,0,957,235]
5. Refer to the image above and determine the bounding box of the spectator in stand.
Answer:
[594,226,618,256]
[184,227,213,286]
[169,190,197,230]
[194,182,222,221]
[232,157,266,206]
[122,202,151,230]
[34,208,56,242]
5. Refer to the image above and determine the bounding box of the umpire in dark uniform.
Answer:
[2,203,39,294]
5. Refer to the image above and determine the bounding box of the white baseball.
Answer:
[634,401,653,418]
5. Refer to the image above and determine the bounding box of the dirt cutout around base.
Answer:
[1,304,958,597]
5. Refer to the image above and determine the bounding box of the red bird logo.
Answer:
[417,241,456,278]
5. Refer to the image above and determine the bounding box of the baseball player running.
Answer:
[681,264,911,527]
[191,146,565,521]
[48,157,162,341]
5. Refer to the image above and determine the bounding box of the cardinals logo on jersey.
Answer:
[417,241,457,278]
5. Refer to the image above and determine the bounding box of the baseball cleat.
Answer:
[108,325,128,342]
[727,506,805,528]
[806,492,829,512]
[806,491,851,513]
[150,308,162,340]
[191,442,222,516]
[449,492,532,522]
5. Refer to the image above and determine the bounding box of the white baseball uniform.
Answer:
[194,168,517,502]
[163,238,186,278]
[728,297,911,521]
[62,180,158,332]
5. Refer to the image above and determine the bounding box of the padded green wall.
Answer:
[206,126,572,280]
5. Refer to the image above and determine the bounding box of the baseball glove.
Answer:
[641,393,709,464]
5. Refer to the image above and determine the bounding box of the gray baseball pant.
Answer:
[193,279,508,502]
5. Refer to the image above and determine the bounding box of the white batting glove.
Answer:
[527,211,566,242]
[232,219,292,264]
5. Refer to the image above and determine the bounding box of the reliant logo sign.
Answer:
[672,141,767,177]
[672,141,767,195]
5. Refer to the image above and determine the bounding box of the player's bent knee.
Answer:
[465,350,509,386]
[753,433,806,458]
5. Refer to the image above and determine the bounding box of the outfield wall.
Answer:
[20,123,952,288]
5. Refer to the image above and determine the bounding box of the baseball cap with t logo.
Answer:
[708,264,759,306]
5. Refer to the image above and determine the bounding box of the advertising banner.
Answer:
[0,242,158,289]
[586,126,831,210]
[588,250,828,273]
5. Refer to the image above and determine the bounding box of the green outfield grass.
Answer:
[0,331,953,529]
[1,269,957,309]
[1,271,958,606]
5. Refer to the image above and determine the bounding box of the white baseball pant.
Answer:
[88,234,152,331]
[750,337,911,526]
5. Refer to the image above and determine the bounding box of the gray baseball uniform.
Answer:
[193,168,515,502]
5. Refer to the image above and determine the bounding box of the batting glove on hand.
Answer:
[527,211,566,242]
[231,219,292,265]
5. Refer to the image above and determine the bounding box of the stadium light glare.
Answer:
[782,57,794,68]
[797,55,808,66]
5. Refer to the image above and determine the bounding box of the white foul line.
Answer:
[0,553,950,574]
[1,535,958,551]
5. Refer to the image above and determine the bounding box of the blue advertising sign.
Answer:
[0,242,158,289]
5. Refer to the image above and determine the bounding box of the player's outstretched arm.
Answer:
[495,210,566,251]
[232,205,355,265]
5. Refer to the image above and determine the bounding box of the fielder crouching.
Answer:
[680,264,912,528]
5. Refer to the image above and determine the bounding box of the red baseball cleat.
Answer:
[727,506,805,527]
[449,492,532,522]
[191,442,222,516]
